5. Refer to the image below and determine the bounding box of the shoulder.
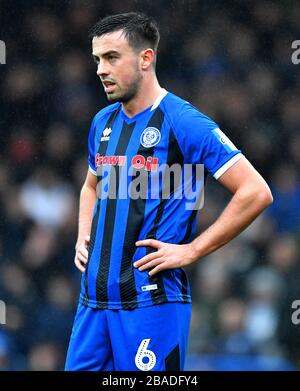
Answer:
[162,91,218,132]
[93,102,121,125]
[161,91,189,120]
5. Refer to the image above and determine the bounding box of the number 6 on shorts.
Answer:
[135,339,156,371]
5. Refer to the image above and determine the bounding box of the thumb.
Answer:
[84,235,90,243]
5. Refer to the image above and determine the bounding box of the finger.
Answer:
[148,264,165,277]
[79,246,89,259]
[133,251,161,268]
[77,252,88,265]
[75,258,86,273]
[135,239,162,249]
[138,258,164,272]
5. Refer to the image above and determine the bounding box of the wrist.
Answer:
[188,241,200,263]
[75,239,83,251]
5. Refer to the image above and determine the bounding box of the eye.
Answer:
[108,55,117,62]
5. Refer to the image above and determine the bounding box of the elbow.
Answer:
[255,184,273,211]
[265,188,273,206]
[238,182,273,213]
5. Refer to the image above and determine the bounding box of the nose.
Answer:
[96,61,109,78]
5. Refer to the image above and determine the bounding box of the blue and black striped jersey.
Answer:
[80,89,242,309]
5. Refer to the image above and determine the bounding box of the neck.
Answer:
[122,75,162,118]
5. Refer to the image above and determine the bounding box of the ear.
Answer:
[140,48,155,70]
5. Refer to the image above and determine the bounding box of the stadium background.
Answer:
[0,0,299,370]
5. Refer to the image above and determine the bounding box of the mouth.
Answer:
[102,80,116,94]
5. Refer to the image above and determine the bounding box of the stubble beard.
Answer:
[106,66,142,104]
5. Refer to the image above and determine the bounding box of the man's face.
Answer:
[92,31,143,103]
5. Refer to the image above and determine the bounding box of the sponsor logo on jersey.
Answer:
[96,154,126,167]
[141,284,158,292]
[140,127,161,148]
[101,127,112,142]
[95,154,159,172]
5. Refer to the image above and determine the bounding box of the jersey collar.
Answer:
[120,88,168,122]
[150,88,168,111]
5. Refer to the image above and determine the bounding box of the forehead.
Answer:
[92,30,132,56]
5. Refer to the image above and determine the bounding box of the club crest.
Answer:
[140,127,161,148]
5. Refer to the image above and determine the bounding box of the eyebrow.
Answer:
[92,50,120,62]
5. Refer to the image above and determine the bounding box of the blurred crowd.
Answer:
[0,0,300,370]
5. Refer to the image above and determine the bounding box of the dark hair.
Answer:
[89,12,160,54]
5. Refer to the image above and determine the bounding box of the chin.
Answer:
[106,89,136,104]
[106,93,120,103]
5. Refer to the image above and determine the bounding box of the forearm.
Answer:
[76,185,97,250]
[190,186,272,261]
[134,158,273,277]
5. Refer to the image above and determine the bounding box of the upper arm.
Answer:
[83,169,98,191]
[217,155,272,197]
[174,105,242,177]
